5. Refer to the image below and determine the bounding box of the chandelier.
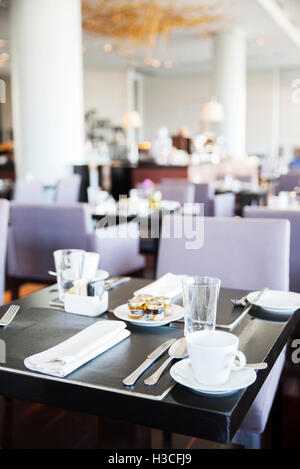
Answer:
[82,0,225,49]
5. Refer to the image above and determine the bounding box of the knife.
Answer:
[105,277,131,291]
[122,338,177,386]
[218,288,269,331]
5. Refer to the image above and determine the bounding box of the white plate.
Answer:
[96,269,110,280]
[247,290,300,314]
[113,303,184,327]
[170,359,256,397]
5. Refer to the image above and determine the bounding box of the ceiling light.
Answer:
[104,43,113,53]
[144,57,153,65]
[256,37,265,46]
[122,111,142,129]
[0,53,9,62]
[152,59,161,68]
[164,60,173,69]
[83,1,225,49]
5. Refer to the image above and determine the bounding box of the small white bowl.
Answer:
[64,291,108,317]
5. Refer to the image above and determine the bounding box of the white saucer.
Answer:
[96,269,110,280]
[247,290,300,314]
[170,359,257,396]
[113,303,184,327]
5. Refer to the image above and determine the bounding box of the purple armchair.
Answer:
[13,180,44,204]
[0,200,9,305]
[194,183,235,217]
[55,175,81,204]
[7,203,145,297]
[244,206,300,293]
[154,182,195,205]
[277,171,300,194]
[157,215,290,448]
[157,216,290,291]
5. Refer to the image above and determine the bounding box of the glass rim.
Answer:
[53,249,86,257]
[182,276,221,287]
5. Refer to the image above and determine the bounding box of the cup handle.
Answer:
[230,351,246,371]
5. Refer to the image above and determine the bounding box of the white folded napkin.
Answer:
[24,320,130,378]
[134,273,187,300]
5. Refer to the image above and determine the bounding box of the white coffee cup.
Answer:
[186,330,246,386]
[82,252,100,281]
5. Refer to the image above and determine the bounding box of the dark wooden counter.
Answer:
[132,165,188,186]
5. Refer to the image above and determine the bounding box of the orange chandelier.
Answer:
[82,0,225,48]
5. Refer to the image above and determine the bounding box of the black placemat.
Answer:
[0,306,184,400]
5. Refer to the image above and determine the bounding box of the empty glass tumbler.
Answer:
[182,276,221,336]
[54,249,85,301]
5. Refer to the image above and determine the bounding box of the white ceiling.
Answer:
[82,0,300,74]
[1,0,300,75]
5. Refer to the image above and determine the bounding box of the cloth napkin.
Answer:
[134,273,187,300]
[24,320,130,378]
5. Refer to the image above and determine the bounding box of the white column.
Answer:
[126,69,138,164]
[213,28,247,159]
[271,68,280,160]
[10,0,84,183]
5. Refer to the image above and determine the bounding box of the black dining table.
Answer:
[0,278,298,447]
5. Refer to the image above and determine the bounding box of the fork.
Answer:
[0,305,20,327]
[231,294,248,307]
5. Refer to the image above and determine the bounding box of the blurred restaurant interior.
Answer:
[0,0,300,450]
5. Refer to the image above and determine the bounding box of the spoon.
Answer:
[144,337,188,386]
[245,362,268,370]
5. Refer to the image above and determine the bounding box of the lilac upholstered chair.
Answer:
[55,175,81,204]
[244,206,300,293]
[157,216,290,290]
[277,171,300,194]
[7,203,145,296]
[155,182,195,205]
[13,180,44,204]
[194,183,235,217]
[157,215,290,448]
[0,200,9,305]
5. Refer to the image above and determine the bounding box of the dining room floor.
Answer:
[1,283,299,449]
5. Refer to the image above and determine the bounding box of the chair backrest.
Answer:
[155,182,195,205]
[194,183,214,203]
[55,174,81,204]
[278,171,300,193]
[0,200,9,305]
[157,215,290,291]
[7,203,93,281]
[244,206,300,292]
[193,183,215,216]
[13,180,44,204]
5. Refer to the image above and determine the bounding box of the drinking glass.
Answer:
[182,276,221,336]
[53,249,85,300]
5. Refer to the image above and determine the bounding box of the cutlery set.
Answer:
[218,287,269,331]
[123,337,268,387]
[0,304,20,327]
[47,273,270,387]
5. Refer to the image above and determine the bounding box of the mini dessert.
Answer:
[156,297,172,316]
[136,294,153,304]
[128,298,145,320]
[144,300,165,321]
